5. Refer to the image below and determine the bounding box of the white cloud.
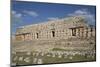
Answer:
[68,9,95,25]
[11,10,39,25]
[12,11,16,15]
[11,10,23,25]
[74,9,88,15]
[11,10,22,18]
[23,10,38,17]
[68,9,89,16]
[47,17,59,21]
[12,10,39,18]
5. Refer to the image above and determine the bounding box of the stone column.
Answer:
[33,33,35,39]
[76,28,79,37]
[55,30,57,38]
[68,29,72,36]
[34,32,36,39]
[79,28,84,38]
[81,28,84,38]
[78,28,80,37]
[86,28,88,38]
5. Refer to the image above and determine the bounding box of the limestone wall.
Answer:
[15,16,95,41]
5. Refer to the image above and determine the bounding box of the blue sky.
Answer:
[11,1,96,34]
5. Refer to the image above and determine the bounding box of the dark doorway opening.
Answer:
[36,33,39,38]
[52,31,55,37]
[72,28,76,36]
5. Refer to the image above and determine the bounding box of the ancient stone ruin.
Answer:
[11,16,96,65]
[12,16,96,52]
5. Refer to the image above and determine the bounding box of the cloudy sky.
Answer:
[11,1,96,34]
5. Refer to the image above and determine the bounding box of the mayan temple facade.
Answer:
[15,16,95,41]
[13,16,96,52]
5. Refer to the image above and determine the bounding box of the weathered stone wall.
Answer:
[11,16,96,66]
[11,16,96,52]
[15,16,95,41]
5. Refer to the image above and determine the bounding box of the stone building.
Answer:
[15,16,95,41]
[12,16,96,66]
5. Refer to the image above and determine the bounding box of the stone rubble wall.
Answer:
[12,16,96,52]
[15,16,95,41]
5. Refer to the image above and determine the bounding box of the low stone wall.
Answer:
[12,37,95,52]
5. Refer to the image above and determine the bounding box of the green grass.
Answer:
[52,48,70,51]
